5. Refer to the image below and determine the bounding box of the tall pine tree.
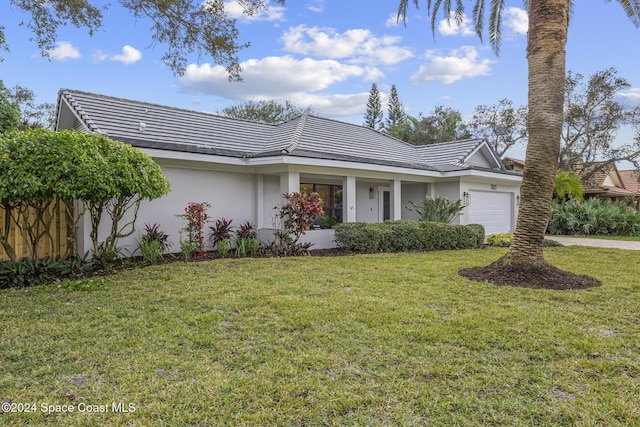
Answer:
[384,84,408,138]
[363,83,383,130]
[385,85,406,129]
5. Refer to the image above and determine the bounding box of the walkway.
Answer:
[547,236,640,251]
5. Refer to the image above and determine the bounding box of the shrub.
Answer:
[487,233,513,247]
[486,233,563,247]
[406,195,466,223]
[235,221,257,239]
[333,221,484,253]
[0,257,65,288]
[270,192,324,256]
[140,223,171,253]
[177,202,210,258]
[548,198,640,236]
[210,217,233,247]
[137,239,163,264]
[217,240,230,257]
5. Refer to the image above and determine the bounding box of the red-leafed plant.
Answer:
[271,192,324,255]
[177,202,211,258]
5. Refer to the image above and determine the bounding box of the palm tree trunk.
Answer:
[507,0,570,266]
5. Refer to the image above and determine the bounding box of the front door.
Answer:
[379,187,390,222]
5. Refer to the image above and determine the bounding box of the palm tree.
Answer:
[554,171,583,200]
[397,1,640,274]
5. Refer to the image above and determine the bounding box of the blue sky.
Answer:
[1,1,639,160]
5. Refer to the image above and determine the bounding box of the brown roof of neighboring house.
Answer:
[576,161,617,190]
[619,170,640,193]
[503,157,526,169]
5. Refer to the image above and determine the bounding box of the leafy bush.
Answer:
[333,221,485,253]
[210,217,233,247]
[0,257,65,288]
[137,239,163,264]
[217,240,230,257]
[235,221,257,239]
[486,233,562,247]
[548,198,640,236]
[140,223,171,252]
[487,233,513,247]
[406,195,466,223]
[270,192,324,256]
[177,202,210,258]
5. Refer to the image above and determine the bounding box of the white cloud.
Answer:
[92,45,142,64]
[438,13,475,37]
[111,45,142,64]
[281,25,413,65]
[306,0,324,13]
[619,88,640,107]
[180,56,369,99]
[288,92,371,117]
[223,1,286,22]
[385,12,404,28]
[46,41,81,60]
[504,7,528,34]
[410,46,494,84]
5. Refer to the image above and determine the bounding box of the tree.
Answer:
[2,0,285,79]
[0,129,170,261]
[219,99,314,124]
[385,85,407,137]
[554,171,583,200]
[0,81,20,134]
[398,0,640,288]
[468,98,528,157]
[364,83,384,130]
[3,84,56,130]
[559,68,640,176]
[405,106,471,145]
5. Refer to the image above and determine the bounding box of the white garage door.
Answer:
[467,191,512,235]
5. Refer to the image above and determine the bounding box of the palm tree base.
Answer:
[459,256,601,290]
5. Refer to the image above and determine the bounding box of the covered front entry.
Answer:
[467,191,513,235]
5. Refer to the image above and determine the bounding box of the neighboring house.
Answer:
[572,160,635,202]
[55,89,522,252]
[618,169,640,195]
[503,157,526,173]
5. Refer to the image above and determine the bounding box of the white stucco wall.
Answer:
[401,183,429,220]
[355,181,380,223]
[78,163,257,256]
[432,181,463,224]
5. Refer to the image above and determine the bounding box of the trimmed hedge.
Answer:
[333,220,485,253]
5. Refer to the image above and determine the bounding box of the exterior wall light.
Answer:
[369,187,375,199]
[517,195,520,206]
[463,191,470,204]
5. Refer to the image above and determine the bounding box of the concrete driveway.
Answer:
[548,236,640,250]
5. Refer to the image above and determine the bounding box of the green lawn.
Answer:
[1,247,639,426]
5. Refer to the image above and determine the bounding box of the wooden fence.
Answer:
[0,199,74,262]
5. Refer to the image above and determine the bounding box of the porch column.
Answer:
[391,179,402,220]
[343,175,356,223]
[255,175,265,229]
[280,171,300,195]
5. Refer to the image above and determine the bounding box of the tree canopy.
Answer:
[2,0,285,79]
[219,99,314,124]
[0,129,170,259]
[559,67,640,175]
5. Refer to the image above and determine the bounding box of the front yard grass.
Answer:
[1,247,639,425]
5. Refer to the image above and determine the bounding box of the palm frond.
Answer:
[611,0,640,27]
[488,0,506,54]
[472,1,486,42]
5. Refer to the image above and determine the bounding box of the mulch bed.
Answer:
[459,259,602,290]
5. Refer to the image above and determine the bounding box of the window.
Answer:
[300,183,343,223]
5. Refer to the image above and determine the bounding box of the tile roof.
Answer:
[619,170,640,193]
[57,89,510,173]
